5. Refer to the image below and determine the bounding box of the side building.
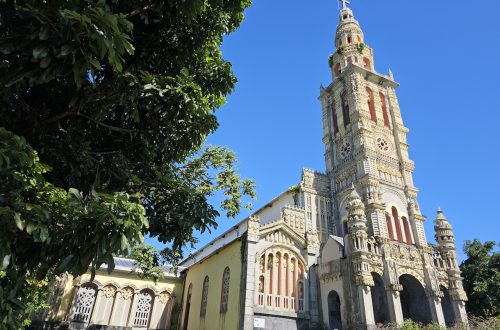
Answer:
[32,257,183,329]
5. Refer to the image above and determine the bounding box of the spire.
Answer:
[434,207,455,249]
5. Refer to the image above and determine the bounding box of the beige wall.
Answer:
[181,239,243,330]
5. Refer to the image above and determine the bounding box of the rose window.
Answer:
[376,138,389,152]
[340,142,352,158]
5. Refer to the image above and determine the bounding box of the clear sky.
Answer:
[151,0,500,261]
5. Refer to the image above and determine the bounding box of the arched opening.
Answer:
[385,213,394,240]
[402,217,412,244]
[220,267,230,313]
[182,284,192,330]
[331,98,339,135]
[341,91,350,127]
[200,276,209,317]
[391,207,403,243]
[441,286,455,327]
[363,57,372,70]
[399,275,432,324]
[134,289,154,327]
[71,283,98,322]
[346,56,352,65]
[366,87,377,122]
[347,35,352,44]
[334,63,341,77]
[328,291,342,330]
[379,93,390,127]
[371,273,389,325]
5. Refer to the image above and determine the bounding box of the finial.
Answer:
[388,69,394,80]
[340,0,350,10]
[437,206,442,213]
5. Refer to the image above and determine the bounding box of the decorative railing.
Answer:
[257,293,302,312]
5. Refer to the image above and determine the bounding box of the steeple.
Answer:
[329,3,374,80]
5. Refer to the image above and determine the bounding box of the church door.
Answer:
[328,291,342,330]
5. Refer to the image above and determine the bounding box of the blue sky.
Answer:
[152,0,500,261]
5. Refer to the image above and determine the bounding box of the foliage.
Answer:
[356,42,365,54]
[460,239,500,318]
[328,54,334,68]
[129,244,164,283]
[336,45,347,55]
[0,0,254,326]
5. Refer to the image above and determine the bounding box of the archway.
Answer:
[371,273,389,325]
[327,291,342,330]
[441,286,455,327]
[399,275,432,324]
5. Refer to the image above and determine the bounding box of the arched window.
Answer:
[386,213,394,240]
[402,217,412,244]
[134,289,154,327]
[71,283,98,322]
[341,91,350,127]
[200,276,209,317]
[366,87,377,122]
[220,267,230,313]
[331,98,339,135]
[363,57,372,70]
[347,35,352,44]
[334,63,341,77]
[380,92,390,127]
[268,254,273,296]
[183,284,192,330]
[276,253,282,297]
[391,207,403,243]
[346,56,352,65]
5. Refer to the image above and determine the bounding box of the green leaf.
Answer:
[14,213,25,231]
[32,46,48,59]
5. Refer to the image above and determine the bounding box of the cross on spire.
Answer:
[340,0,350,10]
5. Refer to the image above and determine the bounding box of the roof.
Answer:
[99,257,182,279]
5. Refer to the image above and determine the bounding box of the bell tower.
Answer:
[319,3,427,247]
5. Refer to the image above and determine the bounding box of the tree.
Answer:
[460,239,500,318]
[0,0,254,325]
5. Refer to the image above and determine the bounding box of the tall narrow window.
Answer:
[71,283,98,322]
[363,57,372,70]
[284,254,289,296]
[385,213,394,240]
[183,284,192,330]
[341,91,350,127]
[200,276,209,317]
[334,63,341,77]
[380,92,390,127]
[331,98,339,135]
[276,253,282,296]
[347,35,352,44]
[366,87,377,122]
[391,207,403,243]
[268,254,274,295]
[220,267,230,313]
[402,217,412,244]
[134,290,154,327]
[346,56,352,65]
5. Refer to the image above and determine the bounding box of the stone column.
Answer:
[358,285,375,328]
[427,292,446,327]
[126,291,138,327]
[385,285,404,325]
[243,216,260,330]
[451,299,468,326]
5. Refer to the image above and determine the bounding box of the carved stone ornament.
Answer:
[121,287,134,300]
[158,292,171,304]
[102,285,117,299]
[248,216,260,239]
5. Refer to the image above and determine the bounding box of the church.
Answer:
[36,3,469,330]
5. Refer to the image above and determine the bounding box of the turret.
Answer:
[434,208,458,269]
[329,4,375,80]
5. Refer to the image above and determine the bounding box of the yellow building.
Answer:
[35,257,183,329]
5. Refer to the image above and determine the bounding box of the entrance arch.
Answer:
[327,291,342,330]
[399,275,432,324]
[441,286,455,327]
[370,273,389,325]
